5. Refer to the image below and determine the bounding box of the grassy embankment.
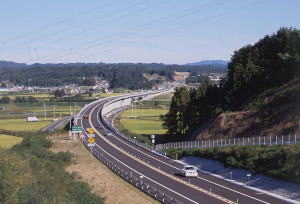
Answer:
[114,93,172,144]
[51,134,157,204]
[165,145,300,185]
[0,91,156,203]
[0,132,104,203]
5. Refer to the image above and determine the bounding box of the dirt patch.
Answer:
[50,134,158,204]
[173,71,190,81]
[196,78,300,140]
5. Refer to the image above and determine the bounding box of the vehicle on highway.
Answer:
[179,165,198,177]
[95,125,102,129]
[83,115,88,119]
[105,130,113,136]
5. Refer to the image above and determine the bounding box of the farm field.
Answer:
[0,134,22,148]
[99,92,127,98]
[150,93,173,101]
[0,118,52,131]
[119,109,167,134]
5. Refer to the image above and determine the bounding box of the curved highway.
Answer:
[76,93,290,204]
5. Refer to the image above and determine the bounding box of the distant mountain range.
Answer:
[0,61,28,69]
[185,60,229,66]
[0,60,229,69]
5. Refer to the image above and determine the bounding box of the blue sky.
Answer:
[0,0,299,64]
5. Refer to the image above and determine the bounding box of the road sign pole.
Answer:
[90,146,92,158]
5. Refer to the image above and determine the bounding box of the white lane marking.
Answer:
[80,106,199,204]
[90,103,234,204]
[93,101,271,204]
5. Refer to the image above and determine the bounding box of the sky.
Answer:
[0,0,299,65]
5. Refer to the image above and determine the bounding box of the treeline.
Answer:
[162,28,300,141]
[165,145,300,185]
[0,132,104,203]
[0,96,38,104]
[1,62,226,90]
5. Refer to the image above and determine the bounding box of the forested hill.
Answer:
[0,62,227,89]
[162,27,300,142]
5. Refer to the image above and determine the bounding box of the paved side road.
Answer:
[42,117,69,132]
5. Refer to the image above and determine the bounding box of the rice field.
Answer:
[119,109,167,135]
[0,134,22,148]
[0,118,52,131]
[99,92,127,98]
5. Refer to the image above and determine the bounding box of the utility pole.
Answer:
[134,101,137,119]
[131,100,134,117]
[53,105,56,120]
[69,105,72,136]
[44,101,46,120]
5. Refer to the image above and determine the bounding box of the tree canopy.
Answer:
[162,27,300,142]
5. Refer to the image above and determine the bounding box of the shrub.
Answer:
[165,145,300,184]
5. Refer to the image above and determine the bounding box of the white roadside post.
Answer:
[247,174,251,183]
[151,134,155,149]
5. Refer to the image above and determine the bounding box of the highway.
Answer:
[77,93,290,204]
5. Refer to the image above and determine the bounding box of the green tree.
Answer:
[27,96,38,103]
[162,87,190,141]
[53,89,65,98]
[0,83,7,87]
[224,27,300,109]
[0,96,10,104]
[15,96,27,103]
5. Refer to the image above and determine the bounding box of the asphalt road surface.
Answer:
[77,95,291,204]
[42,117,69,132]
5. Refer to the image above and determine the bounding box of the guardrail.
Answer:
[81,139,182,204]
[100,89,171,153]
[155,135,300,150]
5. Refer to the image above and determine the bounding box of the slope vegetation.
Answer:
[196,78,300,139]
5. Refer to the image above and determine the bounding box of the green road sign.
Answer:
[72,126,82,133]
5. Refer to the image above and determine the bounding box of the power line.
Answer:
[2,0,121,45]
[45,0,231,62]
[6,0,166,58]
[3,0,146,53]
[75,0,266,62]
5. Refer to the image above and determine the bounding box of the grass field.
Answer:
[0,103,81,120]
[0,118,52,131]
[0,134,22,148]
[0,92,55,101]
[121,109,167,117]
[99,92,126,98]
[150,93,173,101]
[120,109,166,134]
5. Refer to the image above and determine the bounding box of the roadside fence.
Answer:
[155,134,300,150]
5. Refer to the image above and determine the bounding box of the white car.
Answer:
[180,165,198,177]
[106,130,113,136]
